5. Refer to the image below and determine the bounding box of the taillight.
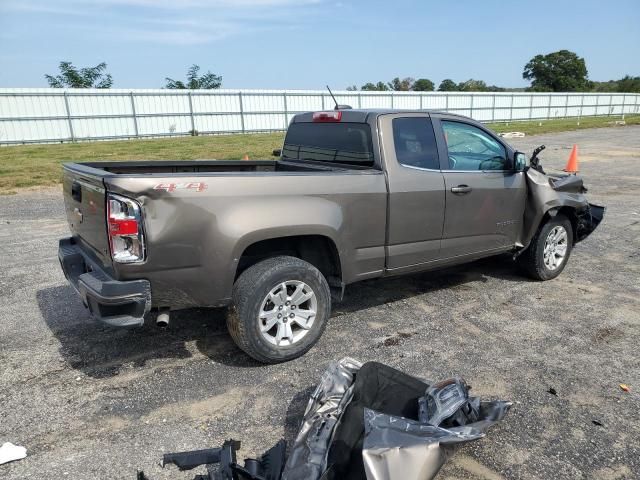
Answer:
[312,111,342,122]
[107,194,145,263]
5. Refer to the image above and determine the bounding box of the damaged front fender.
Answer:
[521,168,605,249]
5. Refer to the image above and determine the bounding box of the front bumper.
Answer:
[58,237,151,327]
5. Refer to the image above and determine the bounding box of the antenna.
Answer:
[326,85,339,110]
[325,85,352,111]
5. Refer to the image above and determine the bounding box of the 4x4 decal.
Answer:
[153,182,208,192]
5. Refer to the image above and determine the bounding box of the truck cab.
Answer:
[376,111,527,270]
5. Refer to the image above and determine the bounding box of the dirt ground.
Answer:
[1,126,639,480]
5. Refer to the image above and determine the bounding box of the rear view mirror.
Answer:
[272,149,282,157]
[514,151,527,171]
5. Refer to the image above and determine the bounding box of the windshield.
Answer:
[282,122,374,166]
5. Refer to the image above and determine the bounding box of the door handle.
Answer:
[71,181,82,202]
[451,185,472,194]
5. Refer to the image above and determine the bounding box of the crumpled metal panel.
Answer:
[362,400,512,480]
[521,167,586,247]
[282,357,362,480]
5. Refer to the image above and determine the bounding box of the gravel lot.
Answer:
[1,126,639,480]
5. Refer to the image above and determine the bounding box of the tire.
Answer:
[518,214,574,281]
[227,256,331,363]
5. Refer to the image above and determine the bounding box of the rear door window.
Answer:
[282,122,374,166]
[392,117,440,170]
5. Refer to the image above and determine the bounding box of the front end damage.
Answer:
[575,202,605,242]
[521,167,605,250]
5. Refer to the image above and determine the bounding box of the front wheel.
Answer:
[227,256,331,363]
[518,214,573,280]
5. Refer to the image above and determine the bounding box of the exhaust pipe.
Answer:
[156,309,170,328]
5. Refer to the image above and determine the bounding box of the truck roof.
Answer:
[291,108,470,123]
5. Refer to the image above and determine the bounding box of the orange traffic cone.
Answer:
[563,145,579,173]
[242,154,249,160]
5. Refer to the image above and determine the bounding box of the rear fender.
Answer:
[223,196,346,294]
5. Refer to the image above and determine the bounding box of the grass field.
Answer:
[487,114,640,135]
[1,115,638,194]
[0,133,284,193]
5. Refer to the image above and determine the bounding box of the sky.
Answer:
[0,0,638,90]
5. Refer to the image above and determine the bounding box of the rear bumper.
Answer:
[58,237,151,327]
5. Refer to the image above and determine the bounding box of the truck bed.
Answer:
[61,157,388,310]
[78,159,376,176]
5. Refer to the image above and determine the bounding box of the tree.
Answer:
[361,81,389,91]
[165,64,222,89]
[387,77,415,91]
[346,85,358,91]
[616,75,640,93]
[438,79,458,91]
[45,61,113,88]
[523,50,588,91]
[457,79,488,91]
[412,78,435,91]
[590,79,618,92]
[590,76,640,93]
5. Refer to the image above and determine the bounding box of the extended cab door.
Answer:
[432,115,526,258]
[378,113,446,270]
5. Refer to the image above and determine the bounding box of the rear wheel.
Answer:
[227,256,331,363]
[518,214,573,280]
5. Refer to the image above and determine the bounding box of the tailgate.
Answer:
[62,166,111,266]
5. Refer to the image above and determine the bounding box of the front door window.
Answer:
[442,121,507,171]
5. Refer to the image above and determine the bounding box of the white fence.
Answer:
[0,88,638,145]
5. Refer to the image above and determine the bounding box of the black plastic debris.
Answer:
[419,377,480,427]
[162,441,241,471]
[140,439,285,480]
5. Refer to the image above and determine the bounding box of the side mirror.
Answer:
[272,148,282,157]
[514,151,527,171]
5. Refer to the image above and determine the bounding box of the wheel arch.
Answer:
[522,201,584,251]
[542,206,579,244]
[233,232,344,299]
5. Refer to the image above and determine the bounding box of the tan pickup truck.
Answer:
[59,108,603,362]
